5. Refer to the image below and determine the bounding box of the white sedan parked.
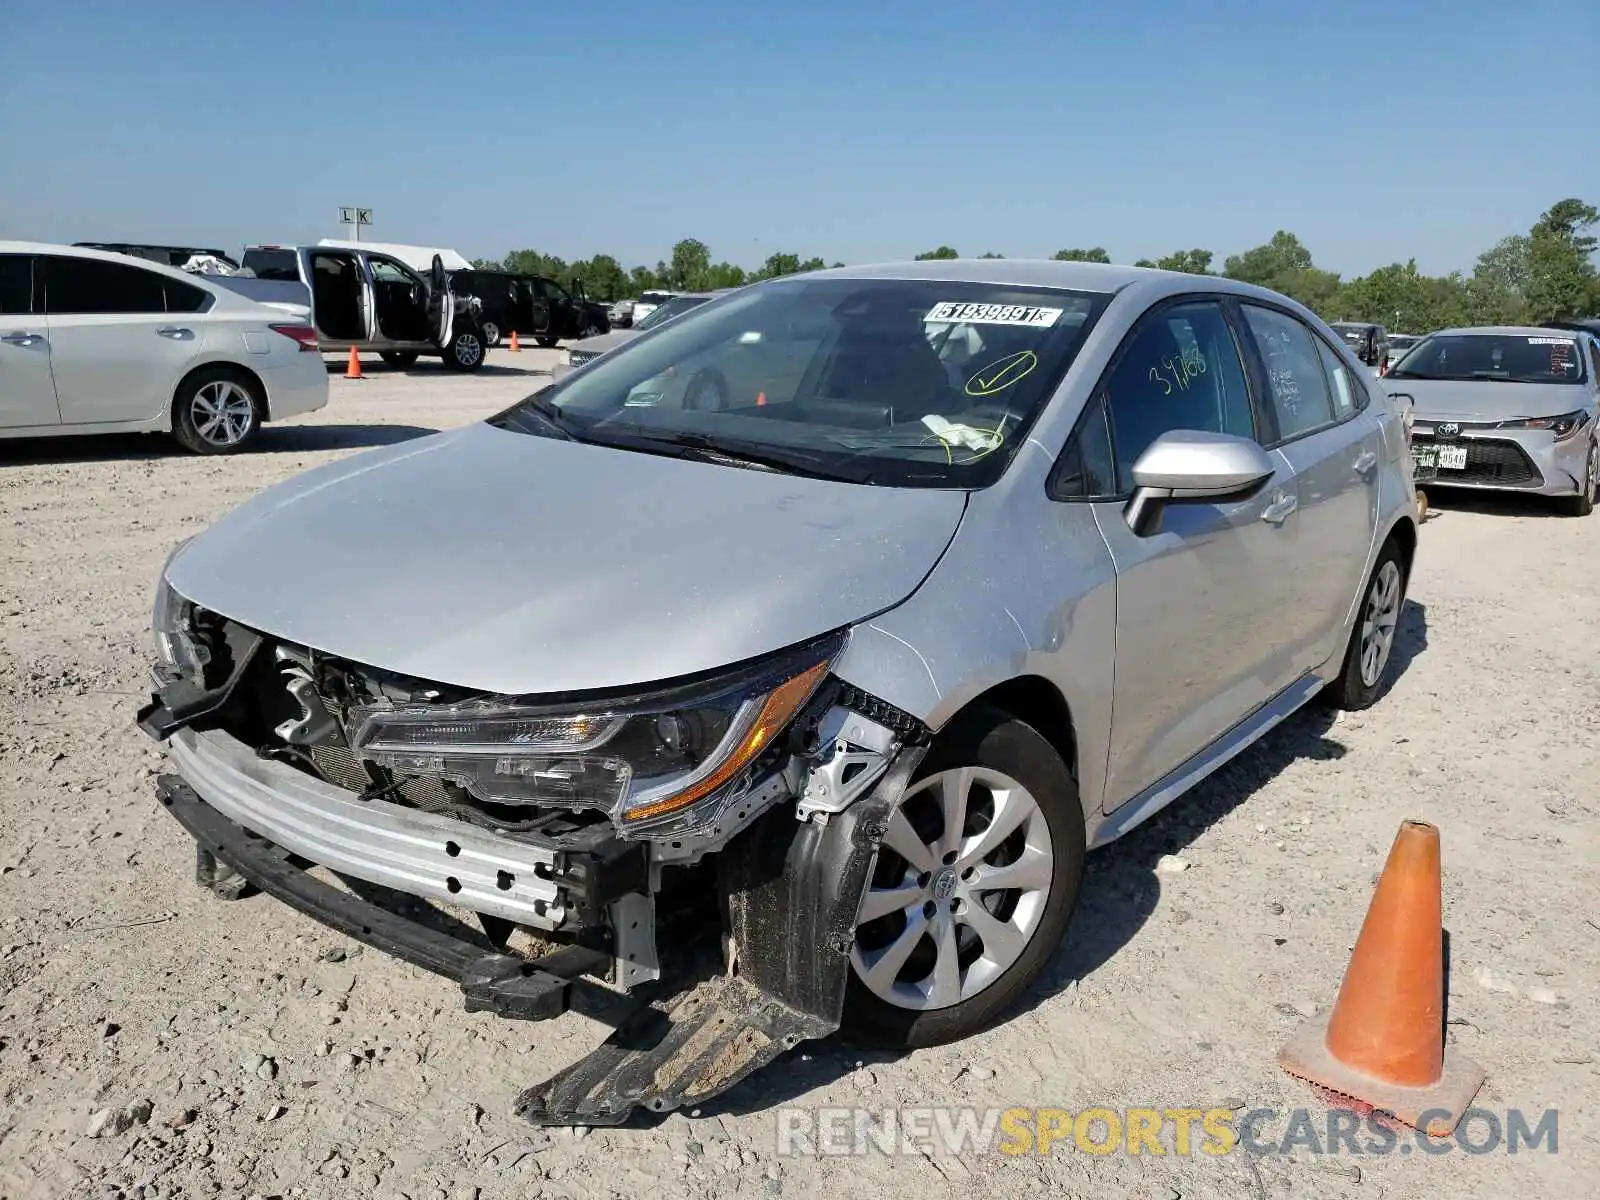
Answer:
[0,242,328,453]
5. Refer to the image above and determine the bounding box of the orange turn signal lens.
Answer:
[619,659,832,823]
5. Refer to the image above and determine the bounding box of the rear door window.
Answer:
[163,278,213,313]
[0,255,34,315]
[1242,305,1337,440]
[41,256,169,315]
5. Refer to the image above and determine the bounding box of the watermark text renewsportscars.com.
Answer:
[773,1105,1559,1158]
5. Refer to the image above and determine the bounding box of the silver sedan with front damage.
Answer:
[1387,325,1600,515]
[138,260,1419,1126]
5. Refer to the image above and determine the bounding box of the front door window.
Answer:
[368,257,431,343]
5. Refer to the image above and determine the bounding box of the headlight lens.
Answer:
[151,541,207,681]
[1497,411,1589,440]
[347,635,841,828]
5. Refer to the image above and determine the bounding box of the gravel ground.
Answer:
[1,349,1595,1199]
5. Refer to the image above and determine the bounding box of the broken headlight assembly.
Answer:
[150,544,208,684]
[347,632,844,836]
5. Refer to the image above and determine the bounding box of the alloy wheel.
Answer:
[1588,443,1598,502]
[852,766,1054,1011]
[190,381,255,448]
[1359,560,1402,688]
[481,321,501,347]
[455,335,483,367]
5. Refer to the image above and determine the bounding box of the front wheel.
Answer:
[173,368,262,454]
[841,707,1084,1050]
[480,321,502,349]
[1323,538,1408,710]
[379,351,419,369]
[443,328,485,371]
[1558,439,1597,517]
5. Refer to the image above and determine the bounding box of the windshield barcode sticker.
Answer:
[924,302,1063,327]
[1527,337,1573,345]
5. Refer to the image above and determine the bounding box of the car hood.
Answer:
[1387,379,1590,421]
[165,422,966,696]
[569,329,639,357]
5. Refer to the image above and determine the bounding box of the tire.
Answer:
[1558,439,1597,517]
[582,323,603,338]
[841,706,1084,1050]
[172,367,262,455]
[1323,537,1408,711]
[536,336,559,349]
[481,321,502,349]
[683,368,730,411]
[443,328,485,372]
[379,351,419,369]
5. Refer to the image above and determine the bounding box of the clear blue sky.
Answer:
[2,0,1595,277]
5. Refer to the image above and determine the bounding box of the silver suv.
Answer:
[139,260,1417,1126]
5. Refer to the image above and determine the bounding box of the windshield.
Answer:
[493,277,1109,488]
[633,294,710,331]
[1389,333,1586,384]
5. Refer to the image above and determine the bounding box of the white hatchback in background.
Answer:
[0,242,328,454]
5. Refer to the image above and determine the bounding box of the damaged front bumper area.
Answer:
[138,603,929,1125]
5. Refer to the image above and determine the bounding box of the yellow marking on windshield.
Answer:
[965,350,1039,397]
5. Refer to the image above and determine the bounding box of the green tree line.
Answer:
[476,198,1599,331]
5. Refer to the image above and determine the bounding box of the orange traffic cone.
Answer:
[509,329,520,352]
[344,346,363,380]
[1278,820,1485,1136]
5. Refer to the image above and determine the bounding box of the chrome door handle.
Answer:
[155,326,194,339]
[1,331,43,346]
[1260,490,1298,525]
[1353,449,1379,475]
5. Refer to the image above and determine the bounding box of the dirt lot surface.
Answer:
[1,350,1595,1199]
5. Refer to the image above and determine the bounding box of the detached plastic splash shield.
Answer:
[515,976,836,1125]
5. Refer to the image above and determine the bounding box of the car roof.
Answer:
[1430,324,1591,338]
[796,258,1320,310]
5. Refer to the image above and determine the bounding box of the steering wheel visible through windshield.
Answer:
[495,278,1109,487]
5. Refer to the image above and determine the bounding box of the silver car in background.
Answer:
[1387,325,1600,515]
[139,261,1418,1125]
[553,289,731,381]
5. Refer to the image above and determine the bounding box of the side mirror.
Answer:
[1125,429,1275,536]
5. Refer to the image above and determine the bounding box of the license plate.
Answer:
[1437,445,1467,470]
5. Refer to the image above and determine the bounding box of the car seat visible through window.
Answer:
[815,308,952,424]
